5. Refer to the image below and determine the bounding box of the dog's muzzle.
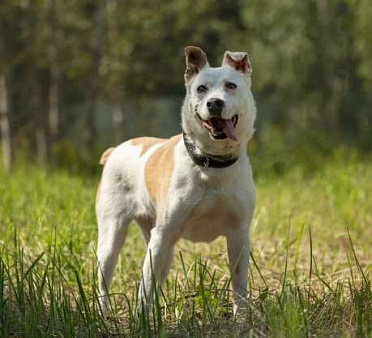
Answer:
[197,113,239,141]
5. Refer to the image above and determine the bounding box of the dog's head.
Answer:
[182,46,256,155]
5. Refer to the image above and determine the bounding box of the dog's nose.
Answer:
[206,98,225,116]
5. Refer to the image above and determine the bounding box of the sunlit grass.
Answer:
[0,150,371,337]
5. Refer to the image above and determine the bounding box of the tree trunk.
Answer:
[86,94,97,147]
[106,0,124,143]
[49,64,59,140]
[84,0,105,151]
[34,73,49,165]
[47,0,60,140]
[21,0,49,164]
[315,0,339,136]
[112,99,124,143]
[0,71,13,173]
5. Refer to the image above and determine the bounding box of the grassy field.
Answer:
[0,150,371,337]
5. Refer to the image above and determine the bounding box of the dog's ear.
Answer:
[184,46,209,83]
[222,51,252,74]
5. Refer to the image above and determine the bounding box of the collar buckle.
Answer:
[204,157,210,169]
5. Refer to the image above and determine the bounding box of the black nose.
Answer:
[206,98,225,116]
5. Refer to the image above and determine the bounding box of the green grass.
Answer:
[0,151,372,337]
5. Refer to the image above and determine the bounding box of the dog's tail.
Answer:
[99,147,115,166]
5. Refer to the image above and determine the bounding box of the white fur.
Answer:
[96,48,256,314]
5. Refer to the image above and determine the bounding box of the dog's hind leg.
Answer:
[97,212,131,313]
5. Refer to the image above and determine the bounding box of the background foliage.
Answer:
[1,0,372,173]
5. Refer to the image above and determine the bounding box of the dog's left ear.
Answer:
[222,51,252,75]
[184,46,209,83]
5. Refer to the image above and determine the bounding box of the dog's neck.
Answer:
[182,130,239,168]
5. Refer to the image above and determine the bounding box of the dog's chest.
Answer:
[181,188,246,243]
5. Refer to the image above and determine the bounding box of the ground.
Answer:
[0,149,371,337]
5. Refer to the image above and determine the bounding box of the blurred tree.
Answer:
[102,0,126,142]
[86,0,104,150]
[20,0,49,164]
[46,0,60,141]
[0,0,19,172]
[0,71,12,172]
[353,0,372,90]
[351,0,372,145]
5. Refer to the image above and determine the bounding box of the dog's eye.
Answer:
[197,85,208,93]
[225,82,237,90]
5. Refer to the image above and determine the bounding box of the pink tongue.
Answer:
[222,119,238,141]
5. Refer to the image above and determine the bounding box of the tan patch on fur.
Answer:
[99,147,115,165]
[145,134,181,207]
[130,137,167,156]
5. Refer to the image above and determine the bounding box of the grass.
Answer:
[0,150,371,337]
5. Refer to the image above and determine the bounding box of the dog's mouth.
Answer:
[200,115,239,141]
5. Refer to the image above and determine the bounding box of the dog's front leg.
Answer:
[139,226,175,308]
[226,225,250,315]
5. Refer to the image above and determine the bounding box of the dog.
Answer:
[96,46,256,314]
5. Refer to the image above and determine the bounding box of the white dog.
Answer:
[96,46,256,314]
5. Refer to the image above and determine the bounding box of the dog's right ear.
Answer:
[184,46,209,83]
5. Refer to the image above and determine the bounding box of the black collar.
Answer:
[182,131,239,169]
